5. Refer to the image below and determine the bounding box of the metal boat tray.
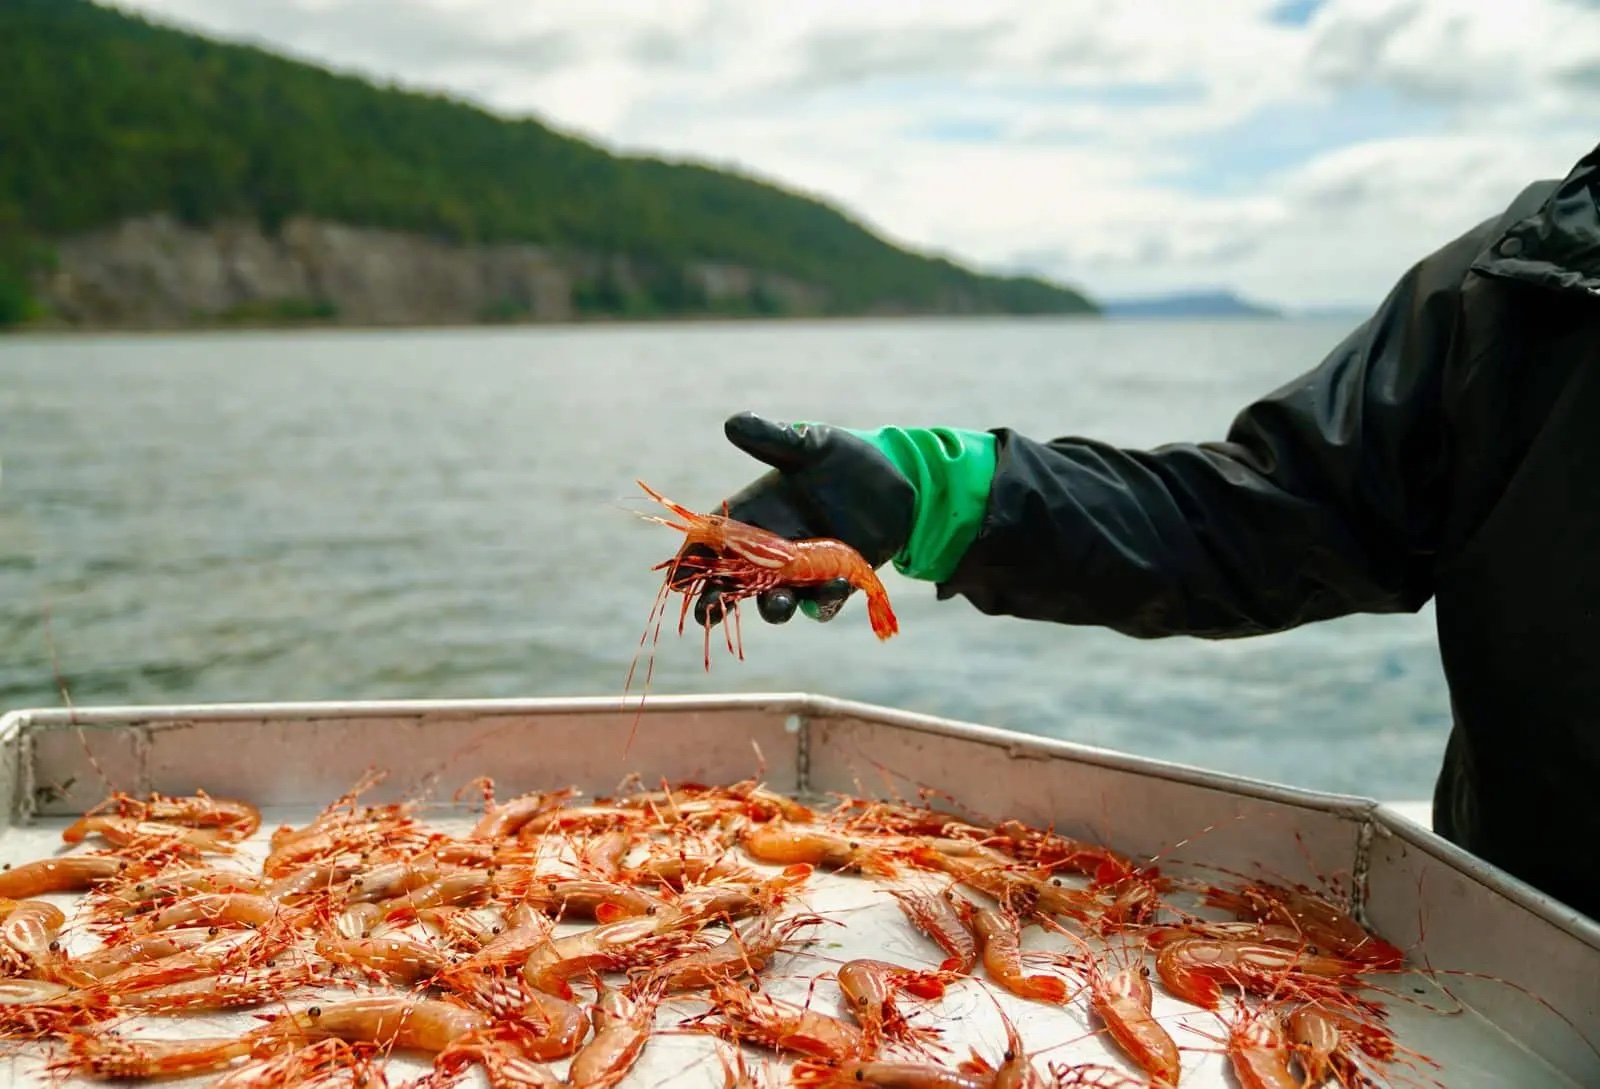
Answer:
[0,693,1595,1088]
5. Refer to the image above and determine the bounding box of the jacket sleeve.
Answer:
[936,207,1532,640]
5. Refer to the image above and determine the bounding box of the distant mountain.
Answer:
[0,0,1099,329]
[1290,305,1371,322]
[1102,290,1283,319]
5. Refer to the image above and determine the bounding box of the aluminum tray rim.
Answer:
[4,691,1597,952]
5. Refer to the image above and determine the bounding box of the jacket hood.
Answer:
[1472,140,1600,296]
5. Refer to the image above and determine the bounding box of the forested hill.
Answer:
[0,0,1099,329]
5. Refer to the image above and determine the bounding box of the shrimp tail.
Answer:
[862,576,899,640]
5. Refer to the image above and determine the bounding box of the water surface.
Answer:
[0,317,1450,801]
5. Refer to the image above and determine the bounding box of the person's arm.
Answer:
[693,184,1562,639]
[935,209,1526,640]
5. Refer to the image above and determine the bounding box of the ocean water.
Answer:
[0,317,1451,801]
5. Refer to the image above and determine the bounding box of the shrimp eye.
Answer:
[1050,878,1062,887]
[134,884,146,893]
[853,1071,865,1082]
[308,1006,322,1017]
[48,940,59,952]
[491,927,502,935]
[1004,1050,1016,1062]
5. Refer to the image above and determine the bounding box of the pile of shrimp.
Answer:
[0,772,1446,1089]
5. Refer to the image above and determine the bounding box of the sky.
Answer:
[111,0,1600,311]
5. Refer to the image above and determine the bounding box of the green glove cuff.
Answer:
[786,422,996,618]
[844,425,998,584]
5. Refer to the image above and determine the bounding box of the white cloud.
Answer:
[112,0,1599,309]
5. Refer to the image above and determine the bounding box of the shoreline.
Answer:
[0,312,1373,343]
[1,310,1127,340]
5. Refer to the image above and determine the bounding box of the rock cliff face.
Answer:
[34,215,831,329]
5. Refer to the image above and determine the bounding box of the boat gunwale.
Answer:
[2,690,1597,955]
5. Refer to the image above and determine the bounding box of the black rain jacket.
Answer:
[939,141,1600,922]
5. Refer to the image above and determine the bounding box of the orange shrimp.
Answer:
[518,805,647,836]
[61,816,234,854]
[836,959,946,1055]
[1286,1001,1436,1088]
[1051,934,1179,1089]
[910,845,1095,923]
[259,996,493,1054]
[1286,1004,1342,1085]
[445,973,593,1059]
[73,928,218,978]
[0,899,87,985]
[700,979,869,1062]
[1152,938,1367,1010]
[78,789,262,839]
[316,935,450,986]
[113,963,322,1012]
[523,915,705,998]
[989,820,1145,888]
[1046,1063,1154,1088]
[335,902,385,940]
[636,479,900,643]
[45,1032,256,1080]
[0,979,117,1039]
[648,910,824,992]
[567,977,665,1089]
[971,907,1069,1004]
[658,864,813,929]
[92,867,266,916]
[891,886,979,974]
[738,821,899,877]
[138,891,294,932]
[1,899,64,960]
[1144,920,1312,951]
[960,998,1049,1089]
[379,869,509,923]
[577,829,635,879]
[470,789,573,840]
[0,855,125,898]
[92,930,284,994]
[831,798,972,839]
[209,1038,390,1089]
[259,861,359,905]
[622,850,755,890]
[791,1058,994,1089]
[1202,879,1405,970]
[445,906,555,974]
[1217,999,1299,1089]
[523,878,666,922]
[343,857,441,903]
[434,1021,567,1089]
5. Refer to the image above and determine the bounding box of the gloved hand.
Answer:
[690,412,999,630]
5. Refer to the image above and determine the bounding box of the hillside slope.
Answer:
[0,0,1097,328]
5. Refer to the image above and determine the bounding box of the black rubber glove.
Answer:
[690,412,915,629]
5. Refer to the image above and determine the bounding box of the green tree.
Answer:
[0,0,1101,320]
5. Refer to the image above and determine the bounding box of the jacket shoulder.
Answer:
[1471,142,1600,294]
